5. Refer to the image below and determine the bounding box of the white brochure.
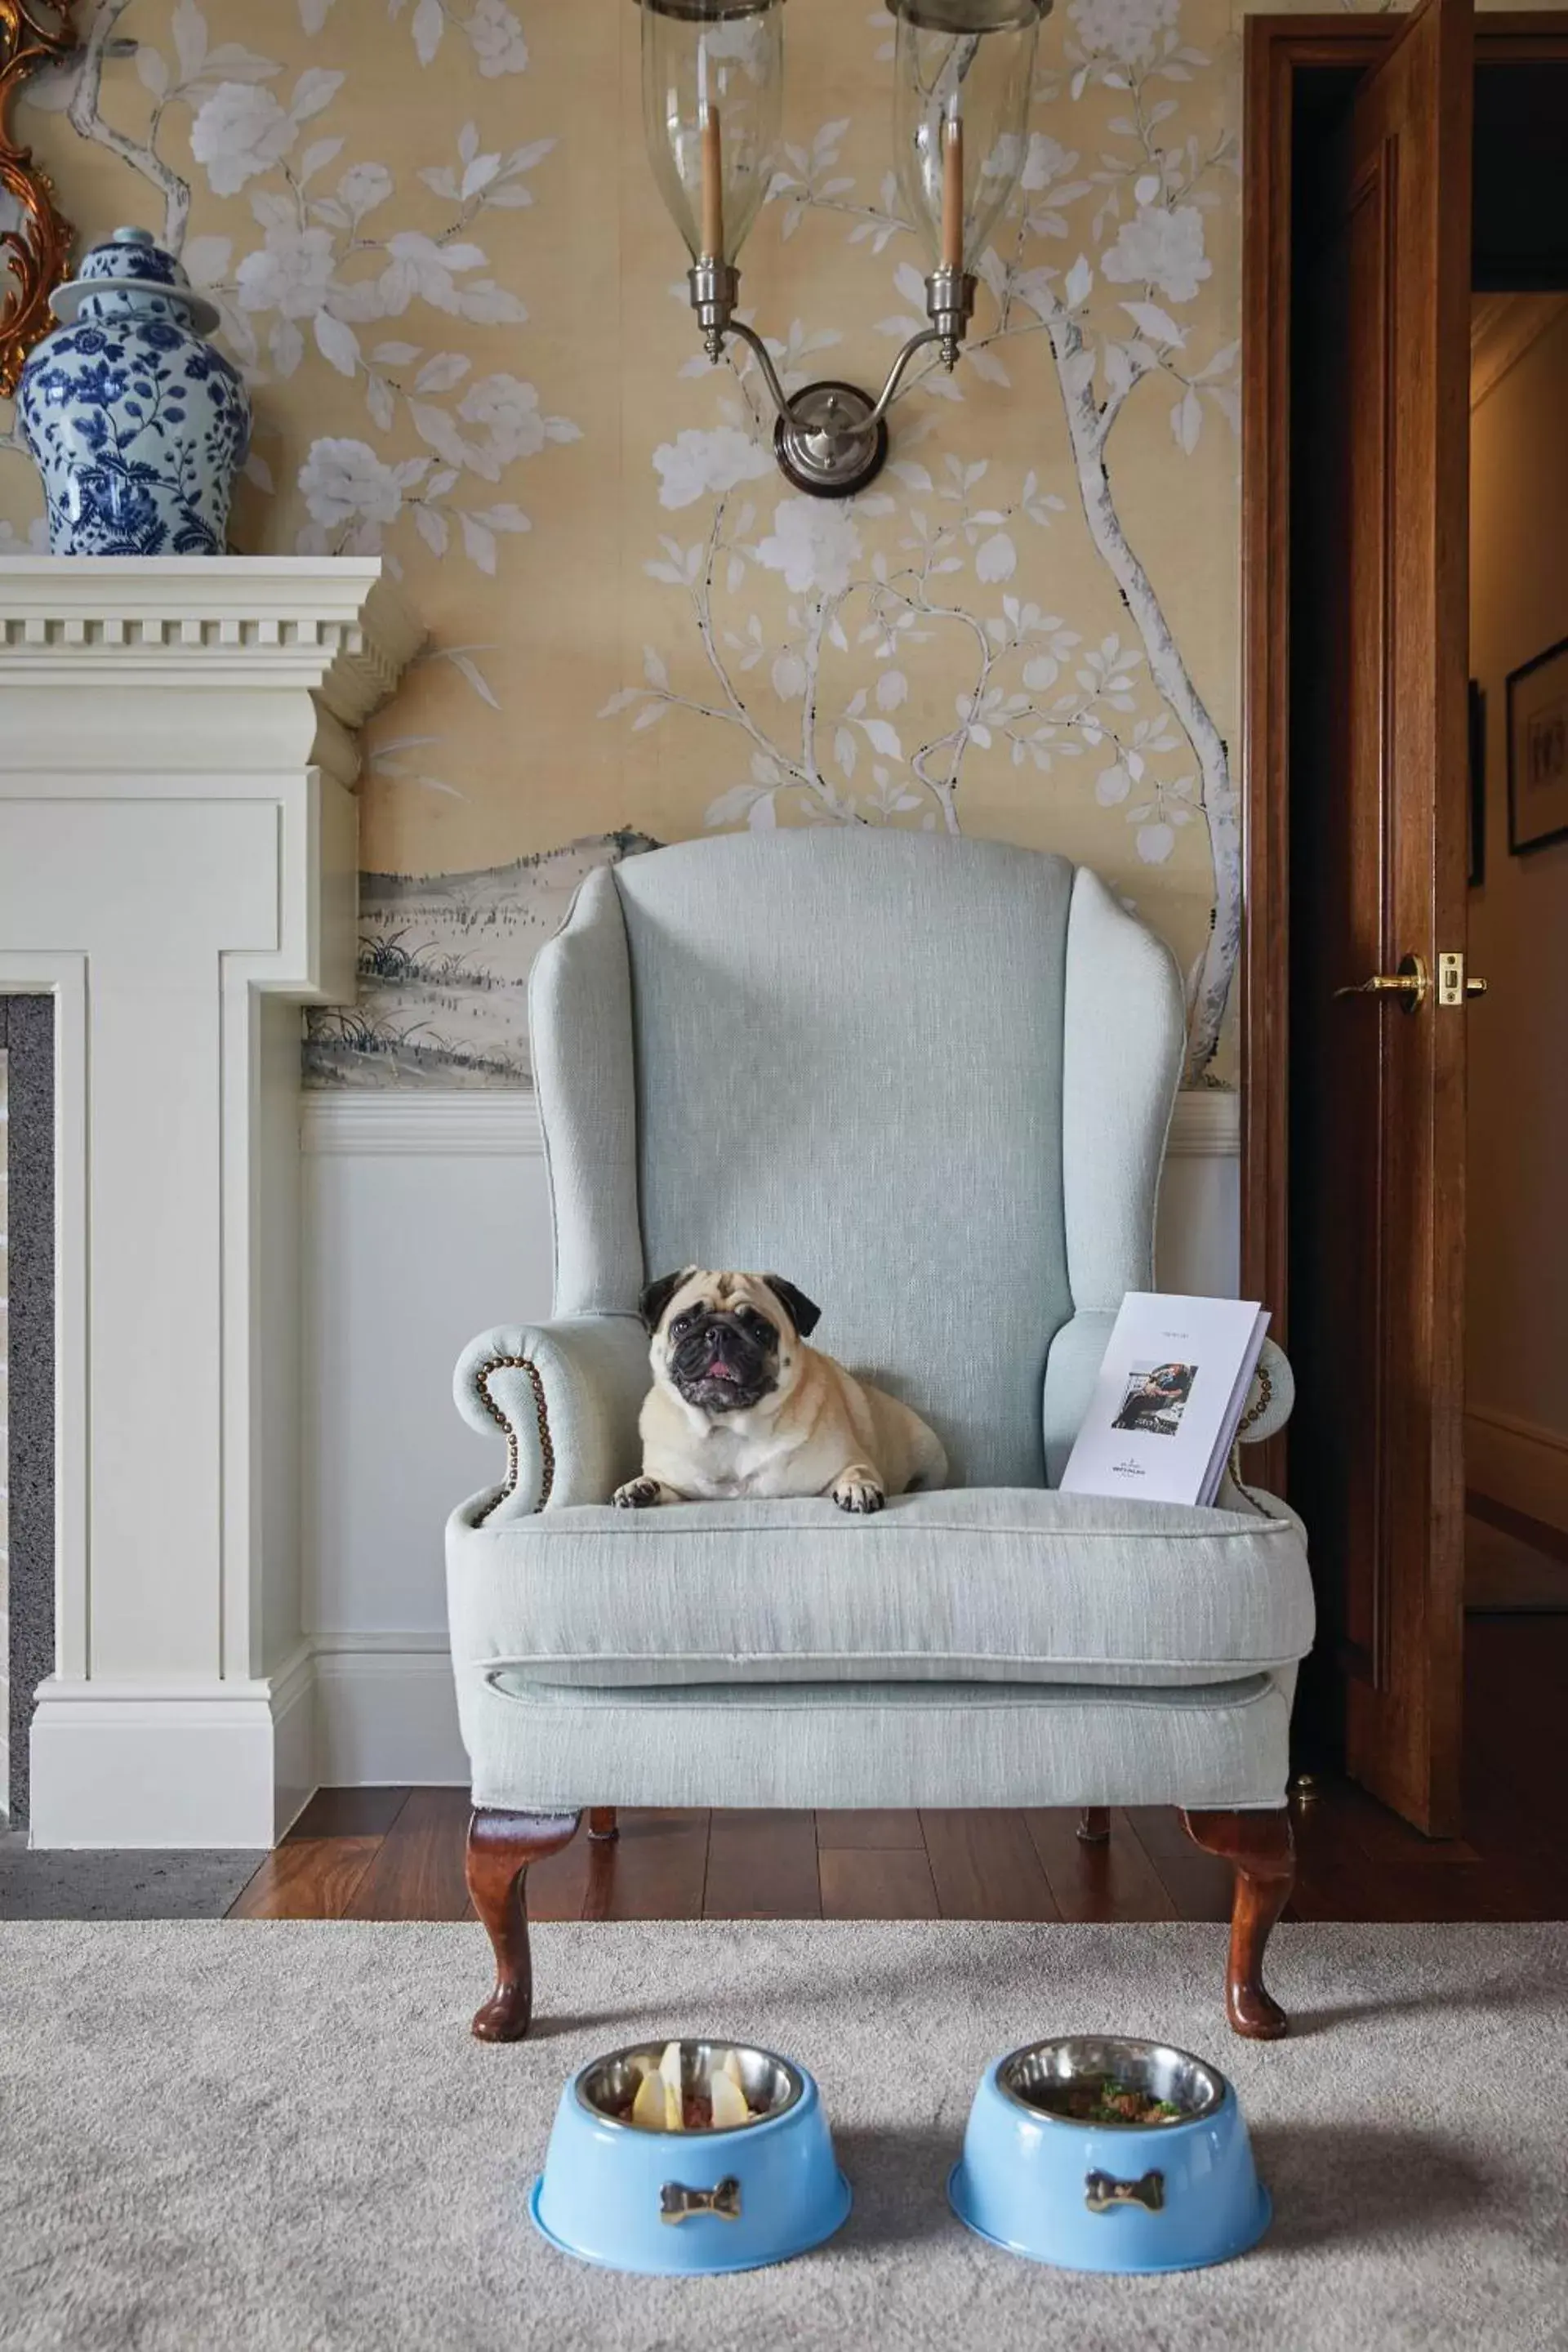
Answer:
[1058,1293,1271,1507]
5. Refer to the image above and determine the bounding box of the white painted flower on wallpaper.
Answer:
[1066,0,1181,75]
[1101,203,1210,305]
[654,426,775,511]
[299,436,406,529]
[301,0,528,78]
[188,70,340,194]
[464,0,529,78]
[457,373,568,459]
[235,222,335,318]
[32,2,579,585]
[755,499,863,597]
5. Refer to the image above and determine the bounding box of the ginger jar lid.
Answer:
[50,225,220,333]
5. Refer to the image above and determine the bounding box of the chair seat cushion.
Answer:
[448,1486,1314,1690]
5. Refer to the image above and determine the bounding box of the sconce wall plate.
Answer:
[639,0,1049,499]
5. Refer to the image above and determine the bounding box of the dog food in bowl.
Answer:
[531,2040,851,2275]
[1018,2074,1186,2127]
[600,2040,770,2133]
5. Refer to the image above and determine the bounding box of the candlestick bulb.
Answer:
[700,105,724,262]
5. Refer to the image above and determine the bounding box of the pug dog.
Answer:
[612,1267,947,1515]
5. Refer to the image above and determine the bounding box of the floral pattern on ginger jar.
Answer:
[17,225,251,556]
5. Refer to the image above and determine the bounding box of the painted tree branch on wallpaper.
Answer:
[604,0,1237,1080]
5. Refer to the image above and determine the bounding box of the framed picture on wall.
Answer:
[1468,679,1486,886]
[1508,635,1568,856]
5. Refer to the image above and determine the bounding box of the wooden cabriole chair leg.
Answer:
[587,1806,620,1842]
[466,1808,581,2042]
[1076,1806,1111,1844]
[1179,1806,1295,2041]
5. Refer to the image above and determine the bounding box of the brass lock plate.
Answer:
[1437,951,1464,1007]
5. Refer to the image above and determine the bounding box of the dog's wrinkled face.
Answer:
[639,1267,821,1418]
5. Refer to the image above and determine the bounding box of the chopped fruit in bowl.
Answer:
[621,2041,765,2132]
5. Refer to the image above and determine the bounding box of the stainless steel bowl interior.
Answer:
[577,2042,804,2133]
[998,2037,1226,2127]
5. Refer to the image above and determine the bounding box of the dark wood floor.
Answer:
[230,1615,1568,1924]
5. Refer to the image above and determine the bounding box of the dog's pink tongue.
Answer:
[708,1358,739,1381]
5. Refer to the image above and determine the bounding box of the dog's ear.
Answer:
[762,1275,821,1340]
[638,1268,694,1334]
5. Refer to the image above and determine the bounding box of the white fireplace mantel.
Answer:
[0,557,421,1847]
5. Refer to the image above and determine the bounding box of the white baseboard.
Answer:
[26,1638,464,1842]
[270,1644,319,1840]
[29,1673,294,1849]
[1467,1405,1568,1535]
[312,1633,466,1785]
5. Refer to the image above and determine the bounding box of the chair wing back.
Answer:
[529,831,1183,1488]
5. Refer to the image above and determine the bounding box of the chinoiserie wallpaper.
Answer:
[3,0,1267,1089]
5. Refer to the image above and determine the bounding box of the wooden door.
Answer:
[1285,0,1474,1833]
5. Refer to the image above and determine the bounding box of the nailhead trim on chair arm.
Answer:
[472,1356,555,1522]
[1237,1359,1273,1437]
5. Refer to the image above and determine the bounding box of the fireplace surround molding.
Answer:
[0,556,421,1847]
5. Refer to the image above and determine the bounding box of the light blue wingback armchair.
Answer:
[446,832,1312,2042]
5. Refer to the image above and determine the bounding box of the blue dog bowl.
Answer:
[949,2036,1269,2274]
[531,2041,851,2275]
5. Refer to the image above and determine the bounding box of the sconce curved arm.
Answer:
[728,314,942,437]
[719,317,797,426]
[864,324,947,426]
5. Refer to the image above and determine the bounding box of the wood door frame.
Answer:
[1239,12,1568,1453]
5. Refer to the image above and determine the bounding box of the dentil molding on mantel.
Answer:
[0,555,422,787]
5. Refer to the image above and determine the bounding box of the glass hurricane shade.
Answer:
[639,0,786,265]
[889,1,1045,271]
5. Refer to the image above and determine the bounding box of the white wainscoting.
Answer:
[300,1086,1243,1787]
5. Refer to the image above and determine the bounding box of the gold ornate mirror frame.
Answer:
[2,2,78,395]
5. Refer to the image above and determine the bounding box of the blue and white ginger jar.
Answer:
[17,225,250,555]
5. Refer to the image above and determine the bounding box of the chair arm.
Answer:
[453,1313,650,1523]
[1236,1337,1294,1446]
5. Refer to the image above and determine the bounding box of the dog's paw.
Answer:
[612,1476,666,1509]
[831,1468,885,1515]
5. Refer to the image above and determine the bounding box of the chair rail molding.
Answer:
[296,1085,1238,1160]
[0,556,421,1848]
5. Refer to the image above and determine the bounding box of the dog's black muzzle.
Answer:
[669,1313,775,1413]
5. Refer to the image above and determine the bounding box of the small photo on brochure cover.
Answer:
[1111,1361,1198,1438]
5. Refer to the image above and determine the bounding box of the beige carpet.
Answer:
[2,1918,1566,2351]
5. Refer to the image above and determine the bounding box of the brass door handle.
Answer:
[1334,951,1429,1011]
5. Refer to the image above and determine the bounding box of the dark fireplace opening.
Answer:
[1,996,54,1834]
